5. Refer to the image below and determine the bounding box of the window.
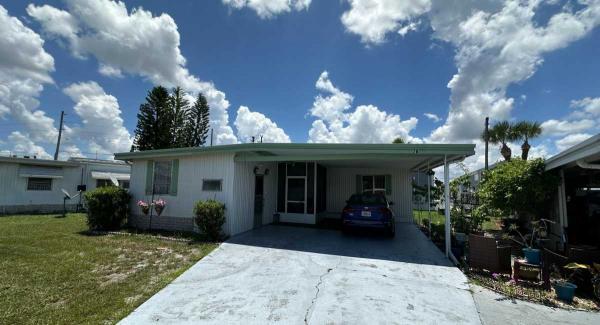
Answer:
[118,180,130,189]
[96,179,113,188]
[153,161,172,194]
[202,179,222,191]
[362,175,386,195]
[27,178,52,191]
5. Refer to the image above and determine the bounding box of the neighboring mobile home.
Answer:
[545,134,600,252]
[0,156,130,214]
[115,143,475,237]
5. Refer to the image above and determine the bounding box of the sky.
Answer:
[0,0,599,173]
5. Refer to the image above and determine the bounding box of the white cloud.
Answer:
[6,131,52,159]
[429,0,600,143]
[339,1,600,144]
[423,112,441,122]
[555,133,593,151]
[0,4,64,156]
[28,0,237,145]
[222,0,311,18]
[63,81,133,155]
[308,71,420,143]
[234,106,291,143]
[570,96,600,118]
[541,119,596,136]
[341,0,431,44]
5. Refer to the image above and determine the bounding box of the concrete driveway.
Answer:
[120,223,481,324]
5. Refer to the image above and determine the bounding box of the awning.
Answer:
[91,171,130,186]
[19,166,64,178]
[91,171,130,181]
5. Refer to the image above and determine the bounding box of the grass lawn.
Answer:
[0,213,217,324]
[413,209,501,231]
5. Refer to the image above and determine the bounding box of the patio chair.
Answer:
[468,234,512,273]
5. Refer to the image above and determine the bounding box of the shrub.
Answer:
[83,186,131,230]
[194,200,226,241]
[476,158,559,221]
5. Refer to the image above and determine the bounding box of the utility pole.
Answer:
[484,117,489,170]
[54,110,65,160]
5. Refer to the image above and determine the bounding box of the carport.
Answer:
[234,143,476,258]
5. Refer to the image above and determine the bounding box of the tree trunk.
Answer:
[521,141,530,160]
[501,143,512,161]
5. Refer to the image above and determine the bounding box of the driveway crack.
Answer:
[304,258,341,324]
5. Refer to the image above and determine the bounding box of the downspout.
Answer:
[576,159,600,170]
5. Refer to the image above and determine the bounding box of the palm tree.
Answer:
[482,121,517,161]
[513,121,542,160]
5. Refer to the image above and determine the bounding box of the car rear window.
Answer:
[348,194,387,205]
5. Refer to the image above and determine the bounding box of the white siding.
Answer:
[230,162,277,235]
[0,162,81,209]
[326,167,413,222]
[128,153,237,234]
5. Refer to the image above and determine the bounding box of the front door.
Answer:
[254,175,264,228]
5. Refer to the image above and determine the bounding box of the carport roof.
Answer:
[115,143,475,171]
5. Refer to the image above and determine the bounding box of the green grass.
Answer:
[413,209,501,231]
[0,214,217,324]
[413,209,445,225]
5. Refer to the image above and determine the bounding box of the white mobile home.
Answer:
[115,143,475,237]
[0,156,130,214]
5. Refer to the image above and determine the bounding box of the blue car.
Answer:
[341,193,395,237]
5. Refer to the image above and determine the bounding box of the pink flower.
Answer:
[492,273,500,280]
[153,199,166,208]
[137,200,149,207]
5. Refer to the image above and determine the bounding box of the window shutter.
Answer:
[385,174,392,195]
[169,159,179,196]
[145,160,154,195]
[356,175,362,194]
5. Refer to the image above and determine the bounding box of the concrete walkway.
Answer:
[472,284,600,325]
[120,223,480,324]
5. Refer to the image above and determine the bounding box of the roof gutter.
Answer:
[576,159,600,170]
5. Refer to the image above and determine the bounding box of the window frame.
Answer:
[153,160,172,195]
[362,175,386,195]
[27,177,53,191]
[202,179,223,192]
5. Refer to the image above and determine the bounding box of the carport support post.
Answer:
[444,155,451,258]
[427,162,431,238]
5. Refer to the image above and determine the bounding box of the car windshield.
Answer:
[348,193,387,205]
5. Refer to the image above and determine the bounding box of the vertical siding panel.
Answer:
[326,167,412,222]
[230,161,276,235]
[128,153,236,233]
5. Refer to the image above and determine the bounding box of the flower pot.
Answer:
[154,206,164,217]
[140,206,149,215]
[523,248,540,265]
[554,282,577,303]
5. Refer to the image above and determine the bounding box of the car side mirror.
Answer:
[389,201,394,206]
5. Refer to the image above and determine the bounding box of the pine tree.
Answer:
[132,86,174,151]
[171,87,190,147]
[184,93,211,147]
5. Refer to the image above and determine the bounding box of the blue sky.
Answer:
[0,0,599,170]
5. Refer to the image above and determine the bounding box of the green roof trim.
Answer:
[115,143,475,161]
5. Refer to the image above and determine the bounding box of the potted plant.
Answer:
[508,219,553,265]
[153,199,166,216]
[552,264,579,303]
[137,200,150,215]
